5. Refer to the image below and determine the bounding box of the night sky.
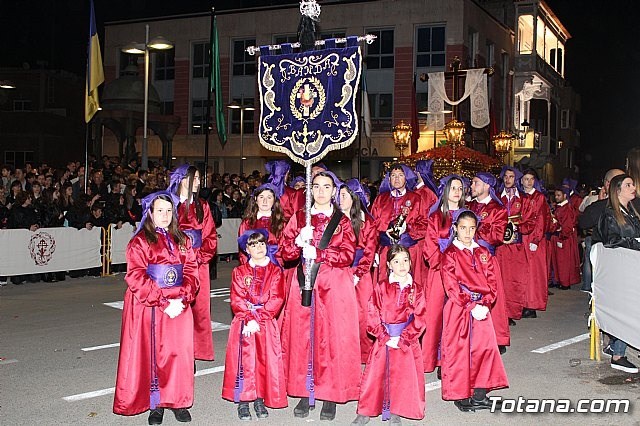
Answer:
[0,0,635,183]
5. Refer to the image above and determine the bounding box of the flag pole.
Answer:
[84,124,90,194]
[203,7,215,188]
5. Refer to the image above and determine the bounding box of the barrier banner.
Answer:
[217,218,242,255]
[591,243,640,349]
[110,223,135,265]
[0,227,102,276]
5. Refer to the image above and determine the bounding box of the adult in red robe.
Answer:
[280,172,359,420]
[114,192,199,421]
[520,169,550,314]
[356,270,426,421]
[222,231,287,409]
[339,178,378,363]
[440,229,509,404]
[467,172,510,348]
[551,189,581,287]
[170,164,217,361]
[421,174,466,373]
[370,164,427,282]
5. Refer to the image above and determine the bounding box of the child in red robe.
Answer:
[550,188,581,288]
[440,209,508,412]
[353,245,426,424]
[222,229,287,420]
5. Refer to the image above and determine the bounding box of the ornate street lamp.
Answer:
[443,118,466,146]
[392,120,411,157]
[492,129,515,164]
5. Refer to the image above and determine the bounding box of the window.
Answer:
[274,34,299,52]
[517,15,534,54]
[366,29,394,69]
[416,26,445,68]
[229,97,255,134]
[319,31,346,49]
[233,39,256,76]
[467,29,479,67]
[119,52,138,76]
[154,50,175,81]
[192,43,210,79]
[191,99,212,134]
[4,151,34,168]
[367,93,392,131]
[161,101,174,115]
[13,100,32,111]
[561,109,570,129]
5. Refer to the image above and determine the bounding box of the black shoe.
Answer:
[436,366,442,380]
[320,401,336,421]
[508,318,516,326]
[548,290,554,295]
[559,285,570,290]
[238,403,252,421]
[148,408,164,425]
[498,345,507,355]
[471,397,498,410]
[171,408,191,422]
[454,398,475,412]
[294,397,312,418]
[522,309,537,318]
[254,398,268,419]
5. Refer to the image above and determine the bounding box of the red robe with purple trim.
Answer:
[114,233,199,415]
[280,209,360,403]
[421,209,454,372]
[177,200,216,361]
[522,189,550,310]
[550,201,581,286]
[440,242,509,401]
[467,198,510,346]
[356,276,426,420]
[222,260,287,408]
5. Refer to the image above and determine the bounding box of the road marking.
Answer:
[531,333,590,354]
[103,289,231,311]
[103,301,124,310]
[64,365,226,402]
[82,343,120,352]
[0,359,19,365]
[425,380,441,392]
[212,321,230,331]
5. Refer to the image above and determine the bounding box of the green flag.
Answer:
[210,15,227,146]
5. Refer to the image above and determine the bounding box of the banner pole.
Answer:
[301,163,313,307]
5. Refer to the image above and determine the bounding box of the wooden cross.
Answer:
[419,56,493,120]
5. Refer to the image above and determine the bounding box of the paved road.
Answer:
[1,262,638,425]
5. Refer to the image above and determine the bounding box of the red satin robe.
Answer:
[522,189,550,310]
[177,200,217,361]
[467,198,510,346]
[222,260,287,408]
[353,216,379,363]
[280,186,304,221]
[420,209,454,372]
[113,232,199,415]
[280,209,360,403]
[440,242,509,401]
[356,276,426,420]
[370,189,427,282]
[496,189,534,320]
[550,202,581,286]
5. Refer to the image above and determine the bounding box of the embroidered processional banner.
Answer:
[258,37,362,166]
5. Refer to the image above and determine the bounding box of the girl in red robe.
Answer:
[280,171,360,421]
[113,191,199,424]
[222,229,287,420]
[169,164,217,362]
[339,178,378,363]
[353,245,426,424]
[440,209,508,412]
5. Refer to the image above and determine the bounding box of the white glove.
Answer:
[386,336,400,349]
[373,253,380,267]
[295,225,315,247]
[164,298,184,319]
[529,243,538,252]
[353,275,360,286]
[471,304,489,321]
[242,319,260,337]
[557,241,563,248]
[302,244,317,260]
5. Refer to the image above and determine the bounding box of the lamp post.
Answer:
[227,99,255,176]
[122,25,173,170]
[392,120,412,158]
[492,129,515,164]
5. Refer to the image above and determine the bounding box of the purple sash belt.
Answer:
[146,263,183,288]
[477,238,495,255]
[247,302,264,321]
[182,229,202,248]
[438,237,449,253]
[382,314,414,421]
[379,231,418,248]
[459,283,483,302]
[352,248,364,267]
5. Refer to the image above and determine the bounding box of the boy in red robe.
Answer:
[441,209,508,412]
[222,229,287,420]
[550,188,581,288]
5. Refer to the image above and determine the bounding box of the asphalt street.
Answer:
[1,262,638,425]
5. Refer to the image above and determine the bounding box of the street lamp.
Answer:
[0,80,16,89]
[121,25,174,170]
[227,100,255,176]
[392,120,411,157]
[492,129,515,164]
